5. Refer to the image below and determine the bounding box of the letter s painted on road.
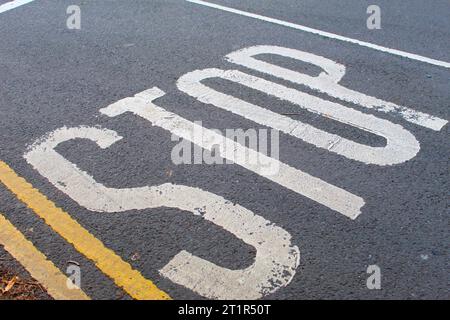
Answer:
[24,126,299,300]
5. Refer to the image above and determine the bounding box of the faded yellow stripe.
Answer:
[0,160,171,300]
[0,213,90,300]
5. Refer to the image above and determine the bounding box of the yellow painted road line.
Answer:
[0,160,171,300]
[0,213,90,300]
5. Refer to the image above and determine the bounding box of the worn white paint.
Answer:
[24,126,300,300]
[177,68,421,166]
[100,88,365,219]
[226,46,447,131]
[186,0,450,70]
[0,0,34,14]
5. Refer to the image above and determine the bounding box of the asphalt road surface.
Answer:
[0,0,449,300]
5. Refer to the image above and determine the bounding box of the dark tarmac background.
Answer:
[0,0,449,299]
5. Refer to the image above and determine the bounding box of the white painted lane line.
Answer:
[186,0,450,70]
[0,0,34,14]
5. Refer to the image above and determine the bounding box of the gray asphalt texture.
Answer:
[0,0,449,300]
